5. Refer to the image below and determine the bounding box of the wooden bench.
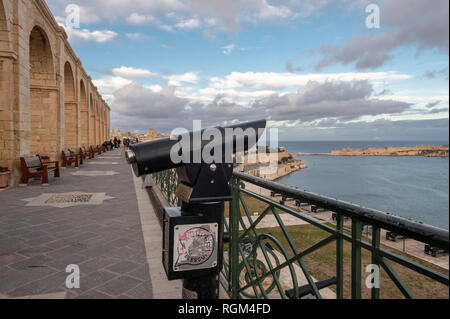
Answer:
[80,147,93,163]
[89,146,97,158]
[92,145,101,155]
[20,155,60,186]
[97,145,103,155]
[62,150,79,168]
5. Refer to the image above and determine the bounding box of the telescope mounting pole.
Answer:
[180,201,225,299]
[175,162,232,300]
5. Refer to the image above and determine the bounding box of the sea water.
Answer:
[276,141,449,229]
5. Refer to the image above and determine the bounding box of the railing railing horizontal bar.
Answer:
[239,187,339,235]
[239,184,448,285]
[234,171,449,249]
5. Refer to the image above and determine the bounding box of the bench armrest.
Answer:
[26,164,42,169]
[42,160,58,165]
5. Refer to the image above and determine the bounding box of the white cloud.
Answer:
[378,95,449,105]
[55,6,100,26]
[77,5,102,24]
[92,77,132,96]
[126,13,156,25]
[222,44,236,55]
[109,79,413,133]
[125,32,147,39]
[112,82,188,119]
[175,18,201,30]
[159,24,175,32]
[48,0,325,34]
[144,85,164,93]
[57,16,117,43]
[64,28,118,43]
[163,72,199,86]
[204,18,218,27]
[209,71,412,90]
[256,1,293,20]
[199,87,275,100]
[125,12,176,32]
[112,66,158,78]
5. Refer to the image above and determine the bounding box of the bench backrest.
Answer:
[22,156,43,173]
[63,150,72,159]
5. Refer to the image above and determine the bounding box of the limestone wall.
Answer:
[0,0,111,185]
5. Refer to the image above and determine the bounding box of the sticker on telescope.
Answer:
[173,223,218,272]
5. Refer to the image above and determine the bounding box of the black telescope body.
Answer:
[126,119,267,177]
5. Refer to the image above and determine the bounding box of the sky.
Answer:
[47,0,449,141]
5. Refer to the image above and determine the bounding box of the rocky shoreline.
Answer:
[236,147,308,181]
[298,145,449,157]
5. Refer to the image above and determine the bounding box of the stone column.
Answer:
[0,52,16,182]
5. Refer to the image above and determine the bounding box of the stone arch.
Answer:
[64,62,75,99]
[29,26,58,158]
[98,103,102,143]
[103,109,107,141]
[106,109,110,140]
[0,0,12,174]
[80,79,88,147]
[95,100,100,144]
[0,0,10,51]
[63,61,77,150]
[89,93,95,145]
[100,105,105,142]
[30,26,54,81]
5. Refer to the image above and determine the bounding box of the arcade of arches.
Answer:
[0,0,110,185]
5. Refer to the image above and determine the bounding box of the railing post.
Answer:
[230,178,240,299]
[351,219,362,299]
[371,226,381,299]
[164,170,169,200]
[336,213,344,299]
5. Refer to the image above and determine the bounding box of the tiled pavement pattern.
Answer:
[0,149,153,299]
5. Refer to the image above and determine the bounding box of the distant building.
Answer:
[111,127,169,142]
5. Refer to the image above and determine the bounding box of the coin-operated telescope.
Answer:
[126,120,266,299]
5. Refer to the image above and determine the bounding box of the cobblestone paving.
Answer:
[0,148,153,299]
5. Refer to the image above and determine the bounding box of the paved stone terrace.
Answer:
[0,148,157,299]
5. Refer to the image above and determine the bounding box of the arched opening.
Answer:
[95,102,100,144]
[63,62,77,150]
[103,109,107,141]
[106,110,110,140]
[100,106,104,142]
[64,62,75,100]
[89,94,95,146]
[0,0,12,172]
[0,0,9,51]
[80,80,88,147]
[29,26,58,159]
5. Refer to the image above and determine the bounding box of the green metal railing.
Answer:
[152,169,180,206]
[152,169,449,299]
